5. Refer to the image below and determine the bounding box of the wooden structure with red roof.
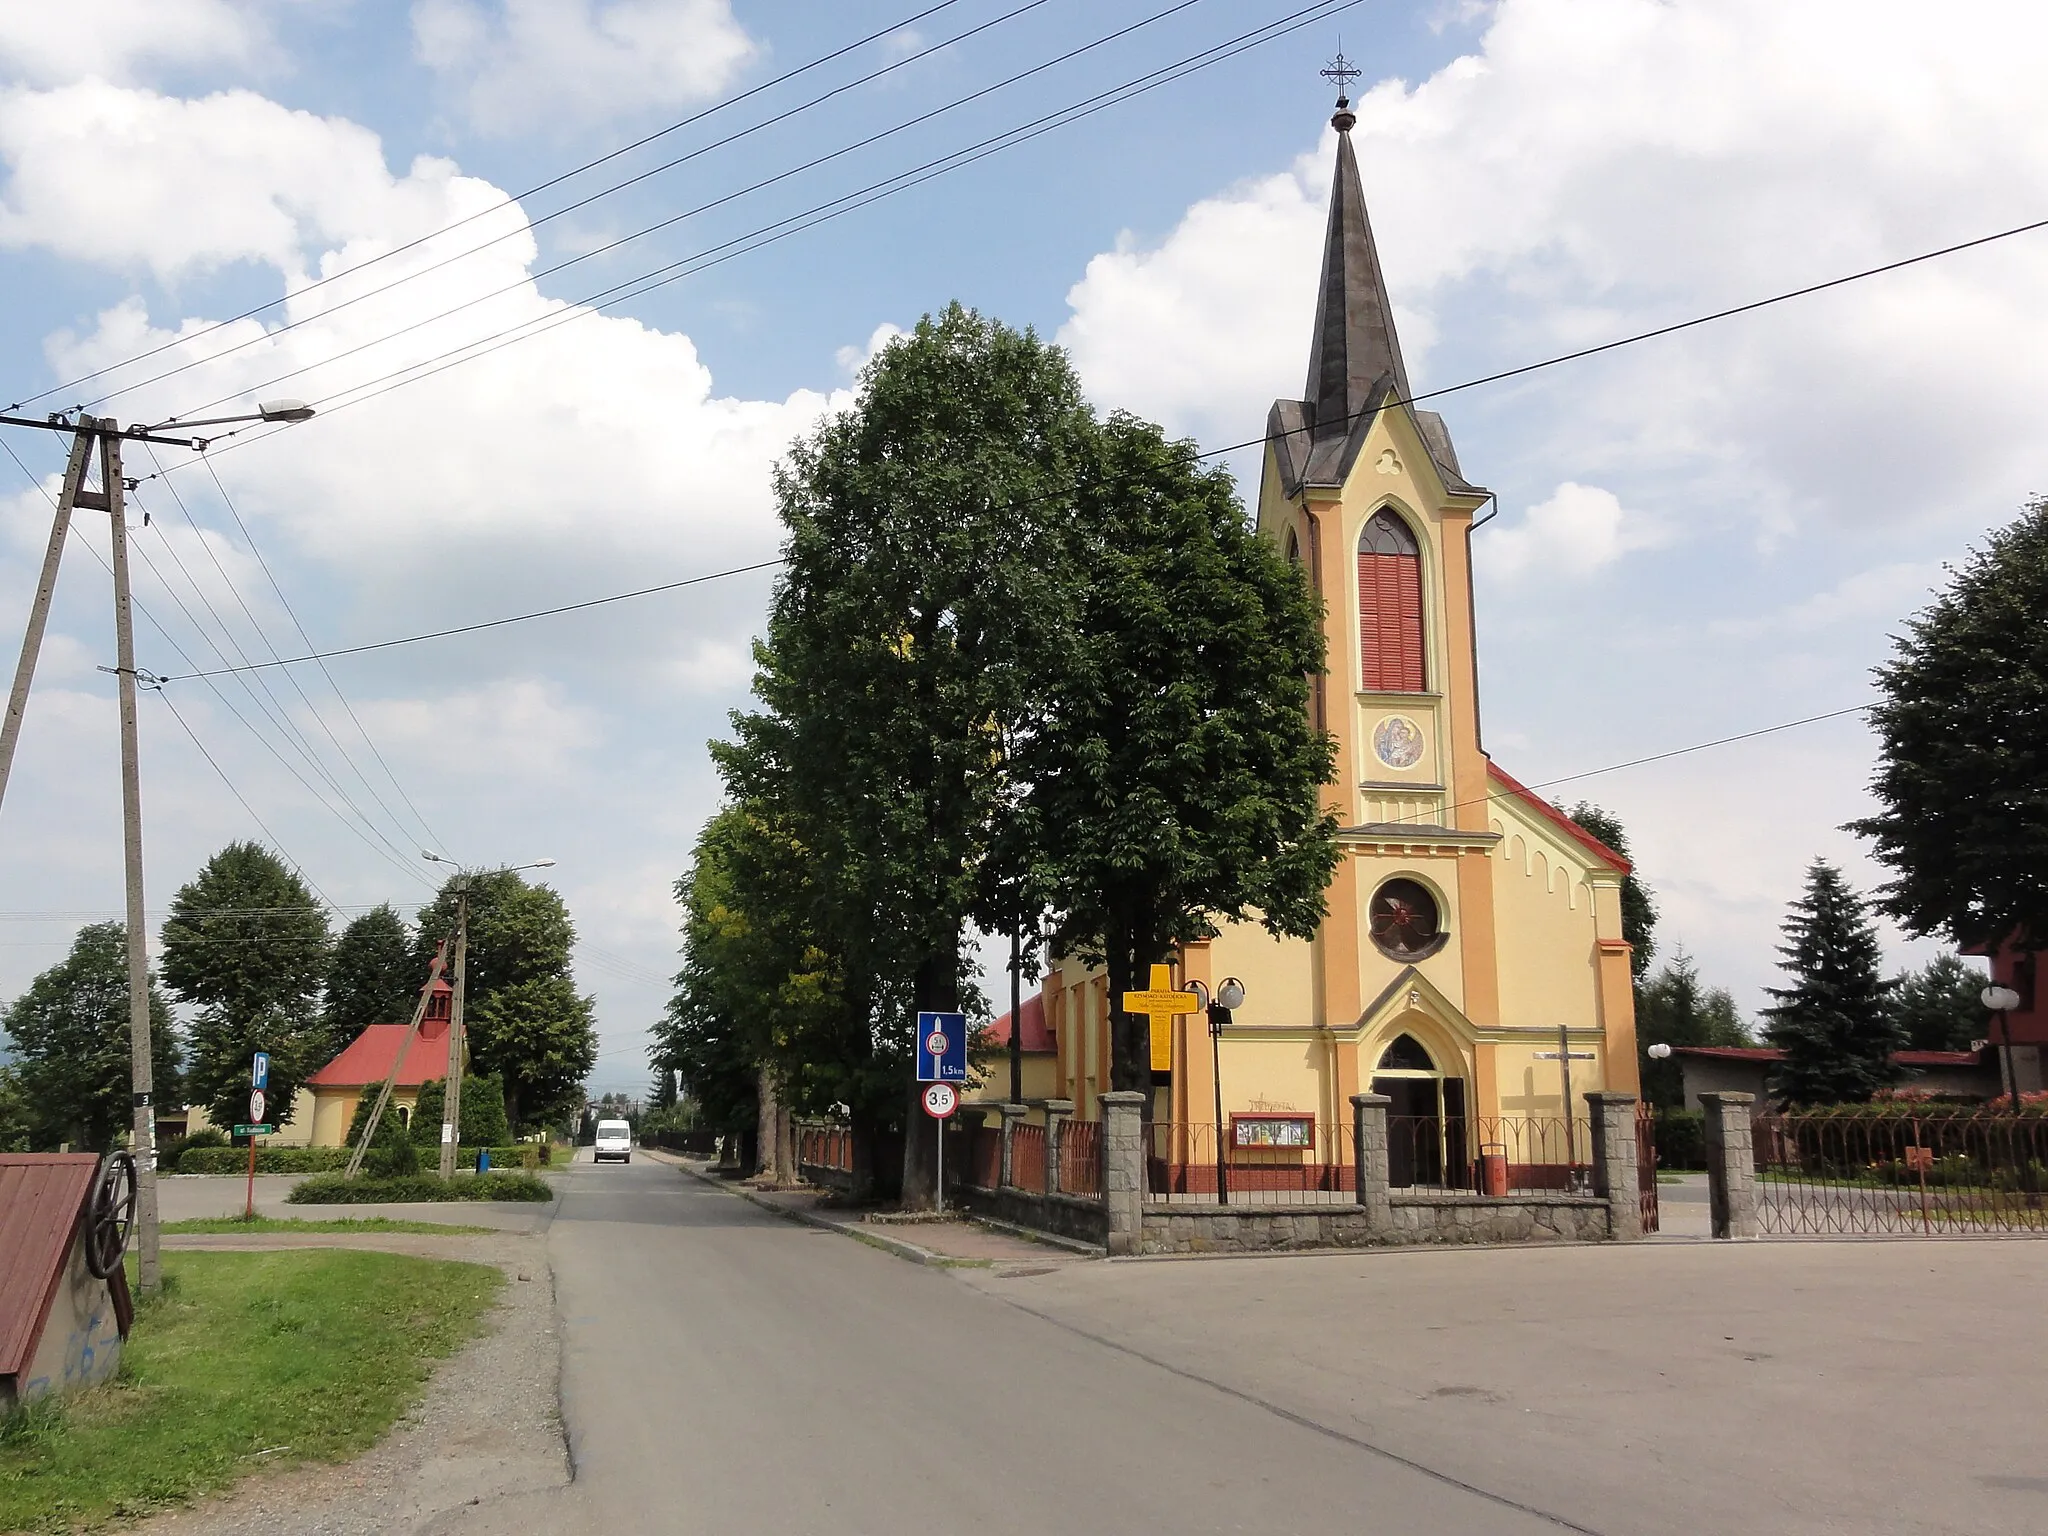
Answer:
[0,1154,131,1407]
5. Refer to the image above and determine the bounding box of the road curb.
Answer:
[650,1149,976,1267]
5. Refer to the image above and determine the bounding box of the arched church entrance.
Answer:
[1370,1032,1468,1188]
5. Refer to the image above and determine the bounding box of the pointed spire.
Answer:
[1304,89,1411,441]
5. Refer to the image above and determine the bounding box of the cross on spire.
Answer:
[1320,50,1360,102]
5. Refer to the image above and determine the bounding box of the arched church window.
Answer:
[1286,527,1302,566]
[1377,1033,1436,1072]
[1369,877,1446,961]
[1358,510,1424,692]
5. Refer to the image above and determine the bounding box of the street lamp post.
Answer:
[1194,977,1246,1205]
[422,852,556,1175]
[1982,985,2024,1112]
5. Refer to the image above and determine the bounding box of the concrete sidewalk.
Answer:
[646,1148,1091,1267]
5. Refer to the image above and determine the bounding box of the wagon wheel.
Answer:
[84,1150,137,1279]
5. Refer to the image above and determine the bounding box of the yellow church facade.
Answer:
[1037,93,1638,1183]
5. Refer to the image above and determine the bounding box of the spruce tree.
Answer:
[1763,859,1901,1104]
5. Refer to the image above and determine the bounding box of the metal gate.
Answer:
[1755,1109,2048,1236]
[1636,1099,1659,1233]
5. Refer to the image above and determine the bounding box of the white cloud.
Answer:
[1484,481,1666,581]
[412,0,755,135]
[0,82,468,285]
[0,1,271,87]
[835,321,905,378]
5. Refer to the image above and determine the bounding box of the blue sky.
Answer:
[1,0,2041,1093]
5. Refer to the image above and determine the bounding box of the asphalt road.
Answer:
[442,1152,1574,1535]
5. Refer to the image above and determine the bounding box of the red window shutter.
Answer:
[1358,550,1425,691]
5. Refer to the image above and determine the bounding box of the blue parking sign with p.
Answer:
[917,1011,967,1082]
[252,1051,270,1090]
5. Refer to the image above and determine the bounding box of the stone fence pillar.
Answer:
[998,1102,1028,1188]
[1100,1091,1147,1256]
[1043,1099,1075,1194]
[1700,1092,1758,1239]
[1586,1092,1642,1241]
[1350,1093,1392,1234]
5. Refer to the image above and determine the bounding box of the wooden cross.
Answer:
[1120,964,1201,1073]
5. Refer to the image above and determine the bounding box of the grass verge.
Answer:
[0,1249,501,1533]
[287,1172,553,1204]
[161,1216,495,1236]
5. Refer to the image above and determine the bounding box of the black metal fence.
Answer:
[1754,1109,2048,1236]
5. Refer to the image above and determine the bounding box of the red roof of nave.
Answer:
[988,991,1054,1053]
[1485,761,1632,875]
[306,1013,452,1088]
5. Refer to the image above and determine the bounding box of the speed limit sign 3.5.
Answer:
[922,1082,959,1119]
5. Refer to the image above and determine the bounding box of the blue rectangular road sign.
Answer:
[916,1011,968,1083]
[252,1051,270,1090]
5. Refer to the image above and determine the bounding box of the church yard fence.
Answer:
[1009,1121,1047,1193]
[1059,1119,1104,1198]
[1752,1107,2048,1236]
[1137,1115,1601,1206]
[796,1124,854,1175]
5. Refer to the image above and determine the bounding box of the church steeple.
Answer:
[1304,73,1410,449]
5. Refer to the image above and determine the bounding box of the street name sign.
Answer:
[233,1124,277,1137]
[922,1082,959,1119]
[1119,964,1201,1073]
[916,1011,967,1082]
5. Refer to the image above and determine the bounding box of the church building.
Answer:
[1031,89,1639,1186]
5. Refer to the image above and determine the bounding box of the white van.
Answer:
[594,1119,633,1164]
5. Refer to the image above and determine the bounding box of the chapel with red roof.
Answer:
[301,974,457,1146]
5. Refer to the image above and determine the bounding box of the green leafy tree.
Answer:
[1634,949,1753,1108]
[1006,411,1339,1093]
[323,905,417,1057]
[467,974,596,1133]
[724,304,1095,1203]
[1763,859,1902,1105]
[1887,954,1988,1053]
[1564,803,1659,978]
[1851,499,2048,949]
[0,1066,31,1153]
[415,870,592,1132]
[414,871,575,1003]
[0,922,180,1150]
[409,1074,512,1147]
[162,842,330,1129]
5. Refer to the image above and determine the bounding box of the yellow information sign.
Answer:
[1119,964,1201,1073]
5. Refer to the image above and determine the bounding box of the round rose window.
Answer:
[1369,878,1446,961]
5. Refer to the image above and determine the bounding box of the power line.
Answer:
[148,0,1217,423]
[3,435,437,889]
[10,0,978,413]
[128,481,427,872]
[193,452,448,855]
[153,203,2044,683]
[143,0,1359,472]
[153,688,335,908]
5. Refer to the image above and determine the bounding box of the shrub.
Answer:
[158,1126,230,1171]
[1653,1109,1706,1170]
[287,1171,554,1204]
[177,1145,354,1175]
[408,1076,512,1149]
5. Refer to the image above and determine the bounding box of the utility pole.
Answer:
[438,887,470,1179]
[0,428,92,814]
[0,401,312,1298]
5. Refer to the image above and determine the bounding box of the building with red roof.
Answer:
[303,977,458,1146]
[968,990,1059,1107]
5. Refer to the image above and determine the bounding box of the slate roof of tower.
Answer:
[1270,99,1482,499]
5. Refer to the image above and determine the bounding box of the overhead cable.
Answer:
[9,0,978,412]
